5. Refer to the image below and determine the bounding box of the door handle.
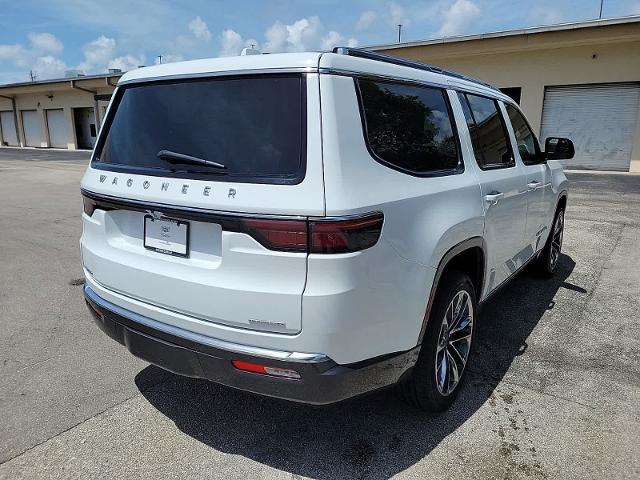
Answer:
[484,192,504,205]
[527,181,541,190]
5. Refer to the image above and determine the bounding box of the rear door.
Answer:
[457,92,528,296]
[81,73,324,335]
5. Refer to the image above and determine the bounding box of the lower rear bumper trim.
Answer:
[84,285,419,404]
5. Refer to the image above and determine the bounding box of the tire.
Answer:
[533,208,564,277]
[401,270,477,412]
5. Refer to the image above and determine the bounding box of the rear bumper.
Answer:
[84,286,419,404]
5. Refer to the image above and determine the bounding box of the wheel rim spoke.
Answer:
[435,289,474,395]
[550,213,564,268]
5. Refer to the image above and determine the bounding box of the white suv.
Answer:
[81,48,573,411]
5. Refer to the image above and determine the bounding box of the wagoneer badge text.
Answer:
[96,174,237,199]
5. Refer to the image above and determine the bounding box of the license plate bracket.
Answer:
[143,215,189,257]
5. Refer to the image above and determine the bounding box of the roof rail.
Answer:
[332,47,500,92]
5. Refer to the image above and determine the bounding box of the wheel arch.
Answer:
[417,237,486,344]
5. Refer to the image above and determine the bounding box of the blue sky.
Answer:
[1,0,639,84]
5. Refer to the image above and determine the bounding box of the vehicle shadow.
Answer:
[136,253,581,480]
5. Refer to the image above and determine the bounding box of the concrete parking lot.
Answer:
[0,148,638,479]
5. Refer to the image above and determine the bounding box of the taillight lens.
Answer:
[241,212,384,254]
[310,213,384,254]
[82,195,97,216]
[241,218,308,252]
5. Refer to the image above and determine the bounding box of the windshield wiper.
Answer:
[157,150,226,169]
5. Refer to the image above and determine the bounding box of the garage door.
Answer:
[22,110,43,147]
[540,83,640,171]
[0,111,18,146]
[45,109,67,148]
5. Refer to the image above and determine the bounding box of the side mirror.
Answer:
[545,137,575,160]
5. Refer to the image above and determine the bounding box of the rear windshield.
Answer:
[93,74,306,184]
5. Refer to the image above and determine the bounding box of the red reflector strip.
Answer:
[232,360,301,379]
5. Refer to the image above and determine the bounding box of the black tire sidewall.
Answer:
[411,271,477,411]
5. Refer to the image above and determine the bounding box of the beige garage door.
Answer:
[540,83,640,171]
[22,110,43,147]
[46,109,67,148]
[0,111,18,146]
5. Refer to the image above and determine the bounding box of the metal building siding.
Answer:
[540,83,640,171]
[21,110,43,147]
[45,109,67,148]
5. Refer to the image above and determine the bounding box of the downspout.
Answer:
[0,94,21,147]
[70,80,101,131]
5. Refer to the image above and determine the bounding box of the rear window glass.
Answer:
[356,79,461,176]
[93,75,306,184]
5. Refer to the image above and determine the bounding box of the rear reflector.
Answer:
[232,360,301,379]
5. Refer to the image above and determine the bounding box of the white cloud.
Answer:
[388,2,410,27]
[286,16,322,52]
[78,35,116,71]
[0,44,26,63]
[0,32,67,81]
[32,55,67,78]
[28,33,63,54]
[633,2,640,14]
[528,7,564,25]
[347,37,359,48]
[188,16,212,42]
[219,29,244,57]
[262,16,354,53]
[109,54,145,71]
[321,31,343,50]
[436,0,481,37]
[356,11,377,31]
[218,29,261,57]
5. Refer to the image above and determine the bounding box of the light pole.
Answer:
[599,0,604,19]
[397,24,403,43]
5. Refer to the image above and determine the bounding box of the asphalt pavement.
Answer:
[0,149,638,479]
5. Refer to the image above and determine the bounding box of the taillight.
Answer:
[82,195,97,216]
[309,213,384,254]
[241,212,384,254]
[241,218,308,253]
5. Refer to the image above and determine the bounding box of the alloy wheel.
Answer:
[435,290,474,396]
[550,211,564,270]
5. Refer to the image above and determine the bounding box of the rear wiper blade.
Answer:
[157,150,226,169]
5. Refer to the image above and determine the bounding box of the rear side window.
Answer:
[458,92,514,170]
[93,75,306,184]
[356,79,461,176]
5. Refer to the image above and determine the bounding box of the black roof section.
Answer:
[332,47,500,91]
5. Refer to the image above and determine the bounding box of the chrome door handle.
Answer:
[527,181,541,190]
[484,192,504,205]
